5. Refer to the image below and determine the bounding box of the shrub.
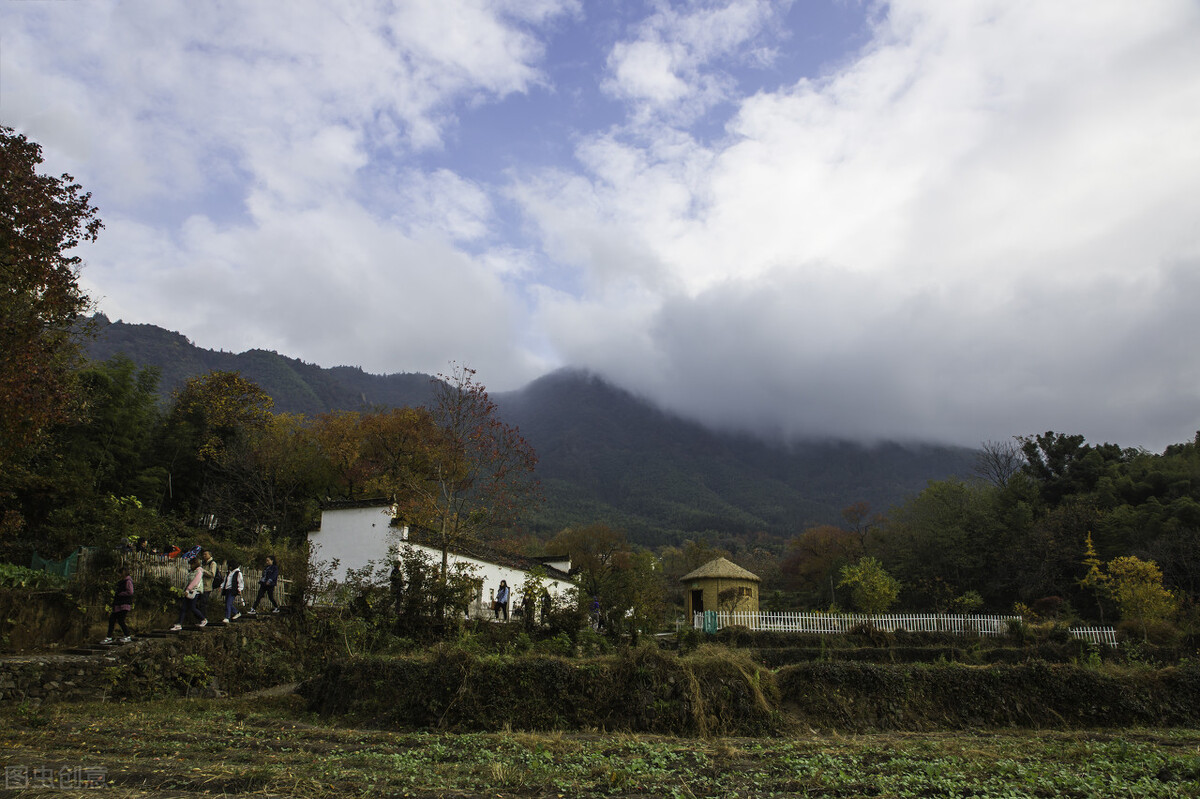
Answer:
[838,557,900,614]
[534,632,575,658]
[0,563,68,590]
[1032,596,1065,619]
[1005,617,1033,645]
[179,653,211,696]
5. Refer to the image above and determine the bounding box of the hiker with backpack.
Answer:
[101,566,135,644]
[220,561,245,623]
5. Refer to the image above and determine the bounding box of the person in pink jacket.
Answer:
[170,558,208,631]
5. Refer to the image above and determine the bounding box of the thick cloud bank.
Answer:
[3,0,1198,450]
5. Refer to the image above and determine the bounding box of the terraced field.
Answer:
[2,695,1199,797]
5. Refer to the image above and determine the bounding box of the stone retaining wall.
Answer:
[0,656,103,705]
[0,588,176,652]
[0,616,313,707]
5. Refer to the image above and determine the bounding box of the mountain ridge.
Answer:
[86,316,979,546]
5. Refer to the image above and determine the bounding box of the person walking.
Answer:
[170,558,208,631]
[220,561,245,623]
[494,580,510,621]
[540,587,553,627]
[199,550,217,619]
[101,567,134,644]
[248,555,280,614]
[521,590,534,631]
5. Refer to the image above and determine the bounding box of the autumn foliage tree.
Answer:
[549,524,665,639]
[156,371,275,521]
[205,413,330,542]
[1105,555,1177,639]
[311,410,371,498]
[838,556,901,614]
[358,407,440,497]
[393,365,539,578]
[781,524,862,605]
[0,126,102,466]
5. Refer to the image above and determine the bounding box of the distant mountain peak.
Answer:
[86,316,977,545]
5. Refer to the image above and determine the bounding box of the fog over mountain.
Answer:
[8,2,1198,452]
[88,317,980,544]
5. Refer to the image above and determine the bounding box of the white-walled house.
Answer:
[308,500,573,618]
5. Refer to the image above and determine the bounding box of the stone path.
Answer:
[1,611,287,663]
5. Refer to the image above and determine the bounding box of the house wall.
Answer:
[308,507,572,619]
[684,577,759,616]
[307,505,395,582]
[395,541,570,619]
[541,557,571,572]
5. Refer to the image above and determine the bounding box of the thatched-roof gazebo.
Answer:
[679,557,760,617]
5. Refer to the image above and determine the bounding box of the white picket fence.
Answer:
[1069,626,1119,647]
[692,611,1121,646]
[695,611,1020,635]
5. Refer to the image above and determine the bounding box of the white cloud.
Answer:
[1,0,572,207]
[389,169,495,243]
[8,0,1200,451]
[523,0,1200,449]
[603,0,790,122]
[4,0,574,389]
[82,199,543,388]
[607,40,691,105]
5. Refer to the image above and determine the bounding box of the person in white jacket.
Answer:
[170,559,208,631]
[220,562,245,623]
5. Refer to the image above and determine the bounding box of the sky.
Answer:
[3,0,1199,451]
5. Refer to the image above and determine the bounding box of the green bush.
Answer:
[0,563,68,590]
[534,632,575,658]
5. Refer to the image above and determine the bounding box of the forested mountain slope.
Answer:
[88,315,434,413]
[499,370,978,545]
[87,316,978,546]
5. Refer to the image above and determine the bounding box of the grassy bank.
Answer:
[298,643,1200,735]
[2,695,1199,797]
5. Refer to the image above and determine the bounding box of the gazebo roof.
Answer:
[679,557,761,583]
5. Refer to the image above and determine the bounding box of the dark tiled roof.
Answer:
[319,497,392,510]
[390,519,572,582]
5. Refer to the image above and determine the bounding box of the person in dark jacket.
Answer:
[248,555,281,614]
[494,580,510,621]
[102,567,134,644]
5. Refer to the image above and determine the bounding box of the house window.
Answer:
[737,586,753,599]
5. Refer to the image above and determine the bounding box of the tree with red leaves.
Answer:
[394,364,539,579]
[0,126,102,465]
